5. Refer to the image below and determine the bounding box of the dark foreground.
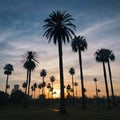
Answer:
[0,105,120,120]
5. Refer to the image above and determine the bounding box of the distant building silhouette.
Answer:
[12,84,19,93]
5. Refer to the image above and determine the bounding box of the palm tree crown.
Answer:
[4,64,14,75]
[94,48,115,63]
[50,76,55,83]
[69,67,75,75]
[72,36,87,52]
[40,69,47,77]
[43,10,76,44]
[22,51,38,71]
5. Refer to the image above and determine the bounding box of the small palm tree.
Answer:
[66,84,71,98]
[93,78,99,107]
[43,10,76,113]
[38,83,42,95]
[95,48,111,109]
[47,83,51,99]
[22,82,27,94]
[4,64,14,93]
[33,83,37,98]
[74,82,78,98]
[50,76,55,99]
[69,67,75,98]
[21,51,39,96]
[40,69,47,95]
[71,35,87,109]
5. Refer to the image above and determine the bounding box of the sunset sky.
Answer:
[0,0,120,98]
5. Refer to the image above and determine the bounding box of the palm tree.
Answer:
[22,82,27,94]
[22,51,39,96]
[69,67,75,98]
[97,89,101,97]
[71,35,87,109]
[33,83,37,98]
[50,76,55,99]
[95,48,111,109]
[40,69,47,95]
[38,83,42,95]
[105,49,116,107]
[4,64,14,93]
[66,84,71,98]
[47,83,51,99]
[43,10,76,113]
[74,82,78,98]
[93,78,99,107]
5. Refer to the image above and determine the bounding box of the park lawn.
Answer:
[0,105,120,120]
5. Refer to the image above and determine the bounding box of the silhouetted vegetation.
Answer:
[0,91,9,105]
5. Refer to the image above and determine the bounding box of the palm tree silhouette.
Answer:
[95,48,111,109]
[43,10,76,113]
[69,67,75,98]
[40,69,47,95]
[38,83,42,95]
[50,76,55,99]
[4,64,14,93]
[71,35,87,109]
[74,82,78,98]
[66,84,71,98]
[22,51,39,96]
[105,49,116,107]
[22,82,27,94]
[33,82,37,98]
[47,83,51,99]
[93,78,99,107]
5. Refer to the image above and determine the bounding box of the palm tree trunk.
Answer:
[72,75,74,97]
[28,70,31,96]
[78,49,86,109]
[58,39,66,114]
[95,82,99,107]
[42,77,44,95]
[72,75,75,106]
[103,62,111,109]
[108,60,115,107]
[76,86,77,98]
[25,70,29,94]
[52,82,53,100]
[5,75,9,93]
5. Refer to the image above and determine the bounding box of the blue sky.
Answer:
[0,0,120,97]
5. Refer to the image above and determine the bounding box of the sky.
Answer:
[0,0,120,98]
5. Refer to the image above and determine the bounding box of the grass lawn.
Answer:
[0,105,120,120]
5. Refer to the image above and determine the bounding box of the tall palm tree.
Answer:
[50,76,55,99]
[22,51,39,96]
[93,78,99,107]
[71,35,87,109]
[40,69,47,95]
[95,48,111,109]
[69,67,75,98]
[43,10,76,113]
[4,64,14,93]
[105,49,116,107]
[74,82,78,98]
